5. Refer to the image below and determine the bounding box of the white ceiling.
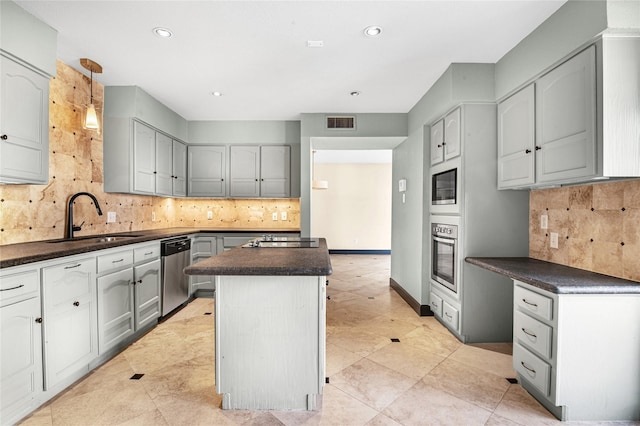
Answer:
[16,0,566,121]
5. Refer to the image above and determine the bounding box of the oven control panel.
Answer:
[432,223,458,238]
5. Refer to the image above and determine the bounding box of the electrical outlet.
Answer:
[107,212,116,223]
[272,212,278,221]
[152,211,156,222]
[540,214,548,229]
[281,211,287,221]
[550,232,559,249]
[207,211,213,220]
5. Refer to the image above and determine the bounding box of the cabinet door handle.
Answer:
[535,146,542,151]
[112,259,124,263]
[437,144,442,148]
[520,361,536,374]
[0,284,24,292]
[525,149,531,154]
[521,328,537,339]
[522,298,538,308]
[35,317,43,323]
[73,301,80,307]
[0,134,7,140]
[441,142,446,146]
[144,251,154,256]
[64,263,81,269]
[444,312,452,319]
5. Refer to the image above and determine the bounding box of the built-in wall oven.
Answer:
[431,222,458,294]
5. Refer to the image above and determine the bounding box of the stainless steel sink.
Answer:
[47,235,142,243]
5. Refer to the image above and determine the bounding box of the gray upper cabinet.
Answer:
[430,108,461,166]
[188,145,226,197]
[229,145,291,198]
[0,1,56,185]
[497,84,536,189]
[535,46,596,184]
[132,121,156,194]
[0,56,50,184]
[172,140,187,197]
[104,86,189,197]
[154,132,174,196]
[230,146,261,197]
[498,36,640,189]
[107,119,187,197]
[260,145,291,198]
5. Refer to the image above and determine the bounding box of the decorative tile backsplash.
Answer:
[529,179,640,282]
[0,60,299,246]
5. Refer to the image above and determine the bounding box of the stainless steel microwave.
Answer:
[432,168,457,205]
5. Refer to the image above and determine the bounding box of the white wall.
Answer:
[311,163,391,250]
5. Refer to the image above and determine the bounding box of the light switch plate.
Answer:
[207,211,213,220]
[540,214,548,229]
[107,212,116,223]
[281,211,287,221]
[272,212,278,221]
[151,212,156,222]
[550,232,559,249]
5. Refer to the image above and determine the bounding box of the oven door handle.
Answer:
[433,236,455,245]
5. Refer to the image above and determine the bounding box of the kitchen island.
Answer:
[184,238,332,411]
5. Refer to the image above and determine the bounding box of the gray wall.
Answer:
[300,113,408,236]
[391,0,630,308]
[391,63,495,305]
[494,0,608,100]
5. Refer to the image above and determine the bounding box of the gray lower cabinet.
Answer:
[0,266,43,425]
[190,235,217,295]
[42,257,98,390]
[96,243,161,354]
[188,145,226,197]
[513,280,640,421]
[96,249,135,355]
[133,243,161,329]
[0,55,50,184]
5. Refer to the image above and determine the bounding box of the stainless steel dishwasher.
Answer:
[161,236,191,317]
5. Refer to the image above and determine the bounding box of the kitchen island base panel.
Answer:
[215,275,326,411]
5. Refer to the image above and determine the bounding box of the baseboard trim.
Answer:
[389,278,433,317]
[329,249,391,255]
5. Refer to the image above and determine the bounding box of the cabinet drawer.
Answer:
[97,250,133,274]
[513,342,551,396]
[514,311,553,359]
[43,258,94,310]
[430,292,443,317]
[442,301,459,331]
[515,284,553,321]
[0,268,39,306]
[134,243,160,264]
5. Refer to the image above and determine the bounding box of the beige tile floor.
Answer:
[19,255,638,426]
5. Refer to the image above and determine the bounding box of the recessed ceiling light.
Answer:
[350,91,361,96]
[153,27,173,38]
[363,26,382,37]
[212,91,223,97]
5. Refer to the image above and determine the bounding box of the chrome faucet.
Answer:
[65,192,103,239]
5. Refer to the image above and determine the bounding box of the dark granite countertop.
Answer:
[466,257,640,294]
[185,238,332,276]
[0,227,300,269]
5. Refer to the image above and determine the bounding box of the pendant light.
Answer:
[312,150,329,190]
[80,58,102,132]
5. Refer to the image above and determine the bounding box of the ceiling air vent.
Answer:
[326,116,356,130]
